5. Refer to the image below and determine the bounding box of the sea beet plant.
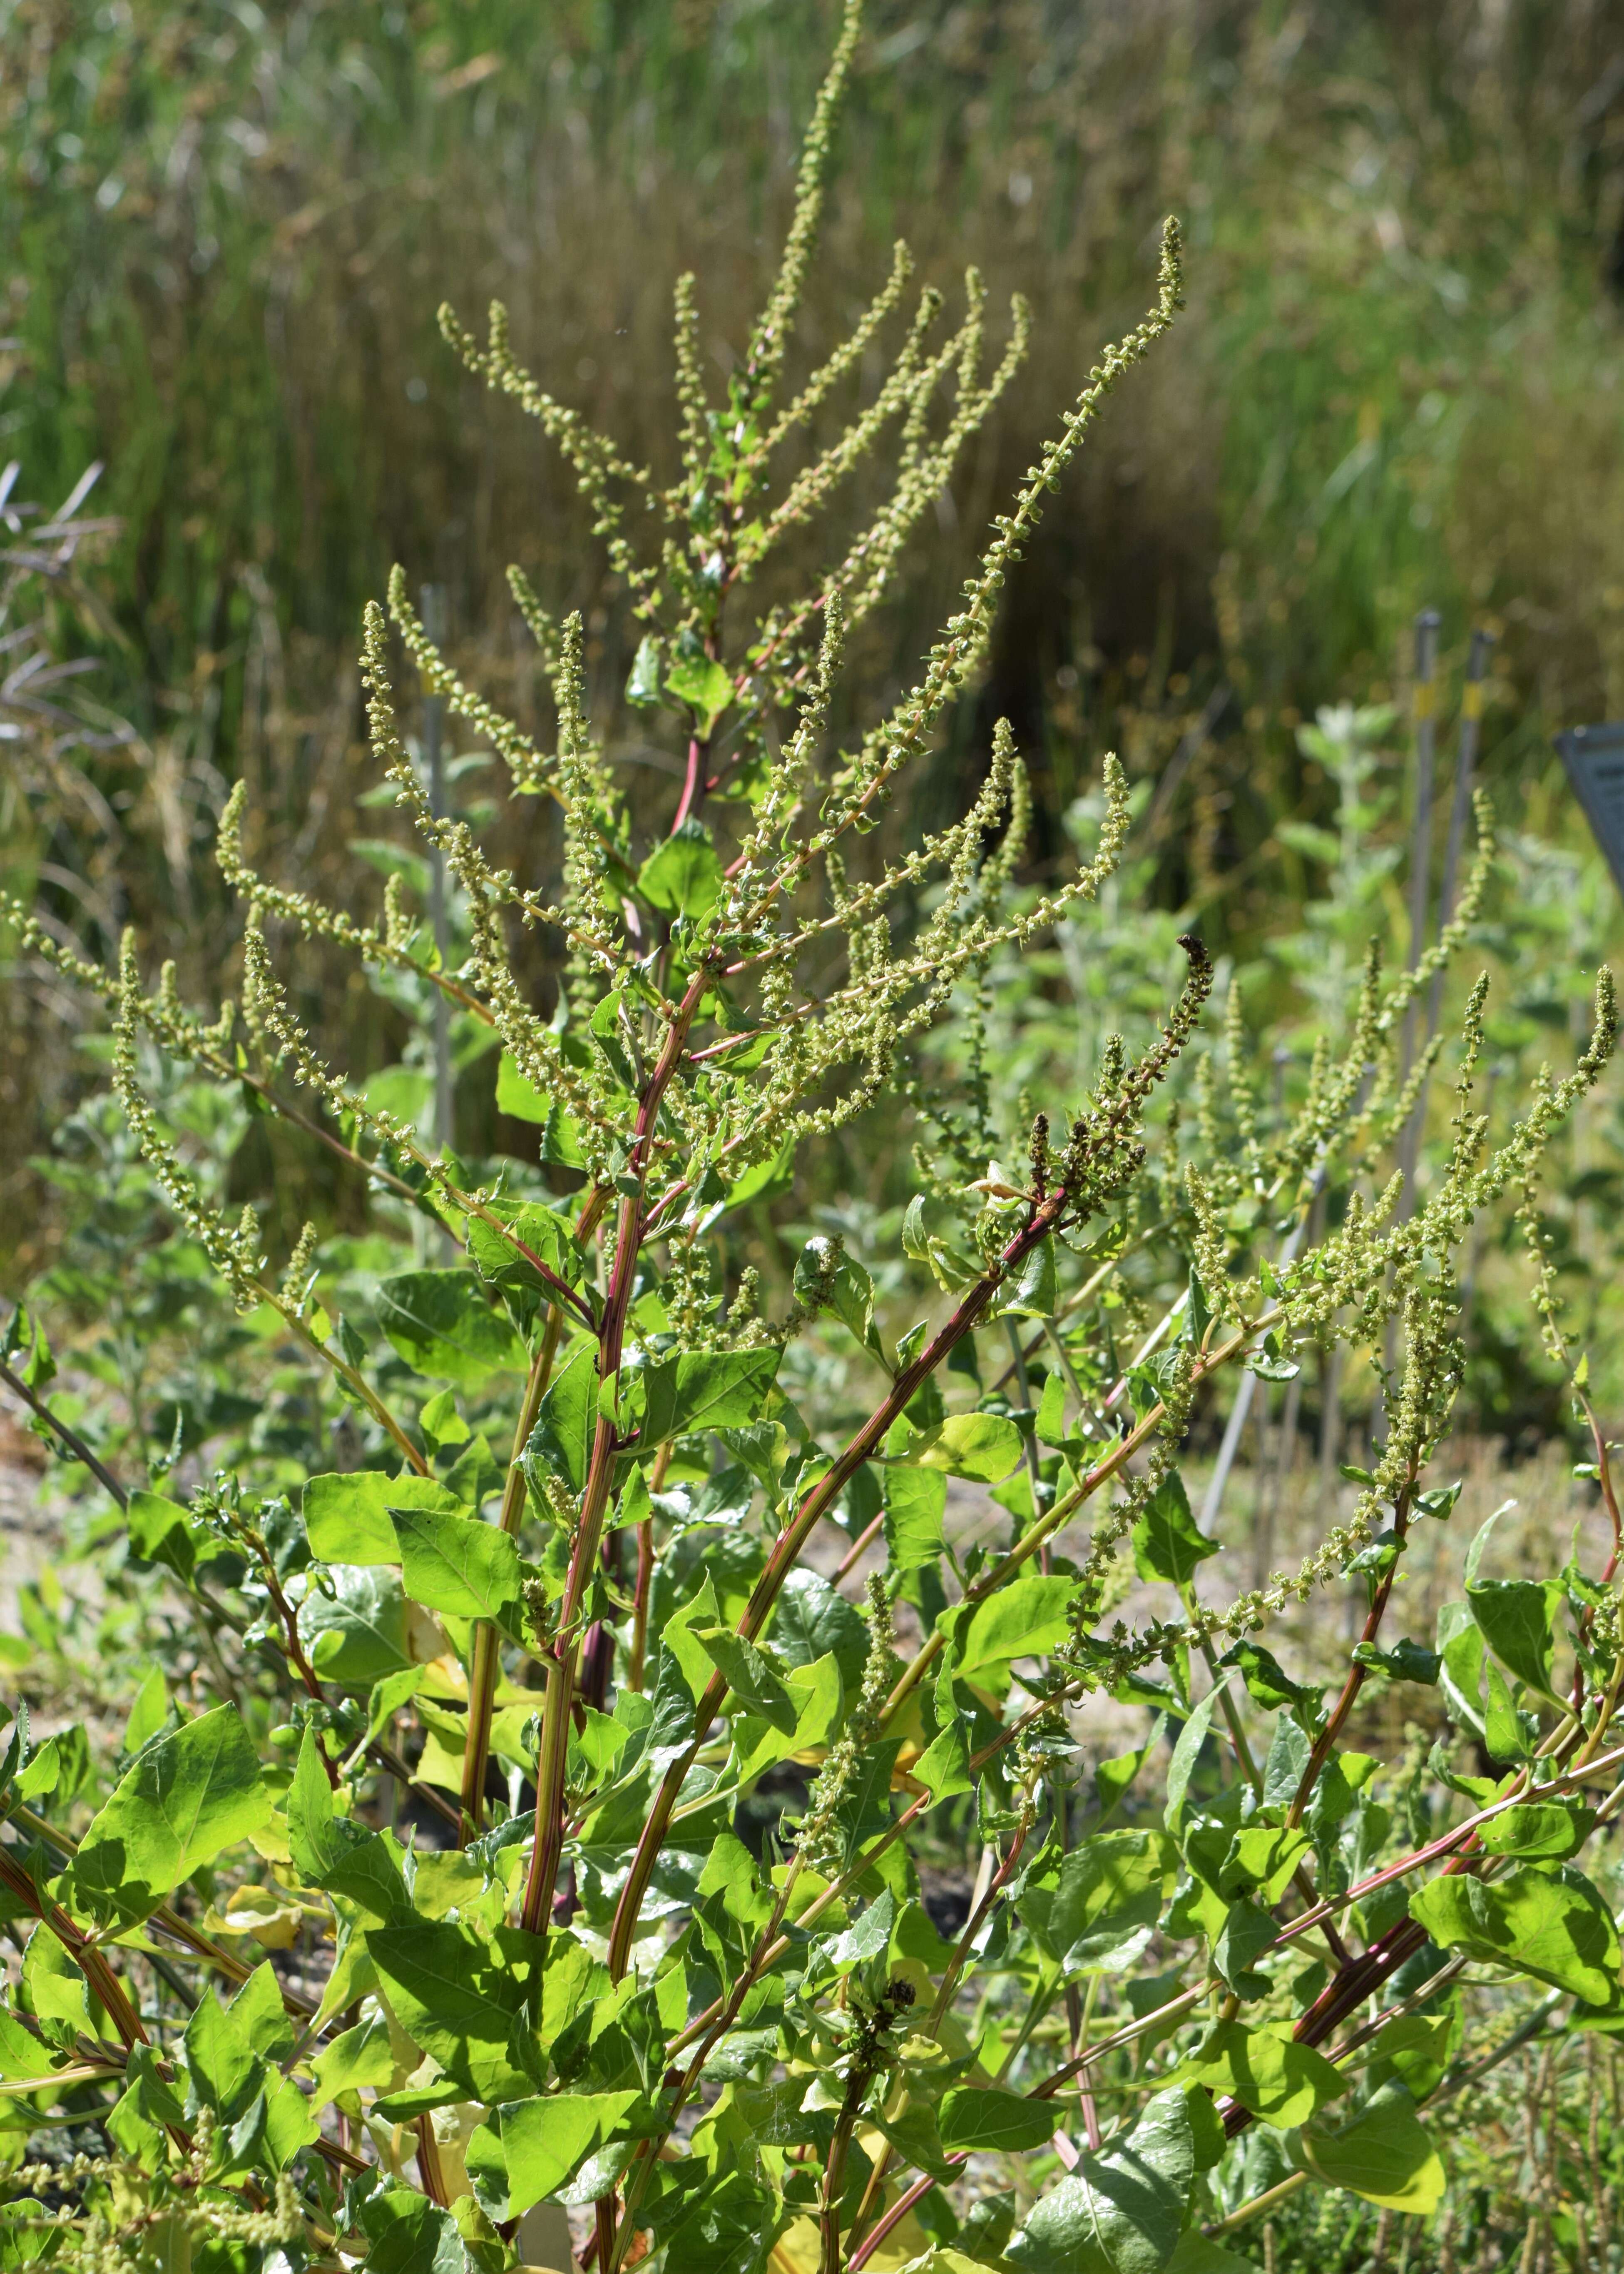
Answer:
[2,6,1624,2270]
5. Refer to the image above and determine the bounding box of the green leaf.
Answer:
[694,1628,798,1736]
[494,1054,587,1163]
[1220,1823,1312,1904]
[298,1565,413,1686]
[358,2192,465,2274]
[377,1270,525,1389]
[1219,1640,1317,1715]
[635,1347,781,1445]
[638,820,724,920]
[656,2169,779,2273]
[957,1574,1076,1683]
[368,1921,537,2103]
[126,1489,195,1582]
[491,2089,643,2216]
[184,1990,264,2132]
[939,2083,1058,2155]
[123,1666,169,1758]
[467,1202,586,1296]
[1478,1799,1595,1860]
[883,1465,946,1573]
[665,653,733,735]
[1000,1235,1057,1319]
[1164,1681,1229,1831]
[732,1653,842,1784]
[1351,1637,1440,1685]
[287,1728,351,1885]
[911,1645,973,1802]
[626,634,663,706]
[1035,1372,1070,1448]
[524,1341,599,1497]
[69,1707,269,1933]
[1437,1600,1486,1736]
[1165,2237,1256,2274]
[913,1411,1024,1482]
[1132,1472,1216,1588]
[0,2001,63,2084]
[1178,2020,1347,2126]
[772,1571,870,1699]
[391,1504,524,1632]
[1007,2086,1195,2274]
[1295,2081,1445,2212]
[831,1886,896,1965]
[1025,1830,1179,1975]
[311,2013,394,2108]
[1465,1504,1564,1701]
[1212,1897,1276,1997]
[303,1471,462,1567]
[1409,1863,1622,2003]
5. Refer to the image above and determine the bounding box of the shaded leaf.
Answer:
[378,1269,525,1389]
[1295,2082,1445,2212]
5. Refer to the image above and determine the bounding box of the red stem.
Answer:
[605,1192,1064,1978]
[519,968,711,1936]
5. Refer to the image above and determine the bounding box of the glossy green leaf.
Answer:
[732,1653,842,1781]
[665,653,733,735]
[635,1347,781,1444]
[638,820,724,919]
[466,1201,586,1295]
[368,1920,537,2103]
[883,1463,947,1572]
[771,1570,870,1698]
[694,1627,798,1735]
[1178,2020,1347,2126]
[1000,1235,1057,1318]
[524,1340,599,1497]
[1026,1830,1179,1974]
[1410,1863,1621,2003]
[303,1471,461,1567]
[1477,1799,1594,1859]
[939,2083,1058,2155]
[390,1503,524,1631]
[1007,2086,1195,2274]
[126,1489,195,1582]
[914,1411,1024,1482]
[1465,1501,1564,1699]
[1164,1681,1230,1830]
[492,2089,643,2216]
[956,1574,1075,1681]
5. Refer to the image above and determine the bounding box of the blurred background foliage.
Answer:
[6,0,1624,1441]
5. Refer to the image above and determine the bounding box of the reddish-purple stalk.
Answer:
[519,966,713,1936]
[604,1187,1066,1976]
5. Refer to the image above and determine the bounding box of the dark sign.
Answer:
[1554,722,1624,899]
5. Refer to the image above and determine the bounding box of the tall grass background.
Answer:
[6,0,1624,1422]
